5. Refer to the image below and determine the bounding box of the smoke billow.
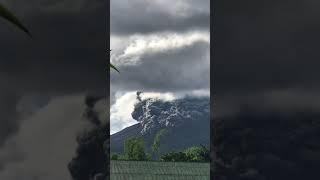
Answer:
[0,95,93,180]
[0,91,20,147]
[213,107,320,180]
[68,96,109,180]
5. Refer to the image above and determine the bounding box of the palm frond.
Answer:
[108,50,120,73]
[0,3,31,37]
[110,63,120,73]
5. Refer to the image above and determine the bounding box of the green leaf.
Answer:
[0,3,31,37]
[110,63,120,73]
[108,50,119,73]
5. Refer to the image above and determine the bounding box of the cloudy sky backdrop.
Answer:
[110,0,210,134]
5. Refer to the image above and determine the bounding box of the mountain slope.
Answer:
[110,97,210,155]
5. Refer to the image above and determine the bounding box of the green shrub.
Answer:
[160,152,188,162]
[160,145,210,162]
[124,137,148,161]
[111,154,119,160]
[184,146,210,162]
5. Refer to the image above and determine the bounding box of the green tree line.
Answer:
[111,129,210,162]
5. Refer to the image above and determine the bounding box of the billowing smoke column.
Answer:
[68,96,109,180]
[0,91,20,147]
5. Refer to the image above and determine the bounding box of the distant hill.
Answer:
[110,97,210,156]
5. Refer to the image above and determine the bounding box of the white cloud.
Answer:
[110,92,138,134]
[140,92,176,101]
[175,89,210,98]
[111,31,210,66]
[110,91,176,134]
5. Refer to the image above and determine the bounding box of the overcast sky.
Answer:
[110,0,210,134]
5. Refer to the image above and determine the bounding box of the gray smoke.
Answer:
[0,94,93,180]
[68,96,108,180]
[213,108,320,180]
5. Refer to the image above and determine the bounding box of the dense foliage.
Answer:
[185,146,210,162]
[161,146,210,162]
[160,151,188,162]
[124,137,150,161]
[152,129,167,158]
[112,135,210,162]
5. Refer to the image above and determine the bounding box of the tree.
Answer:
[184,145,210,162]
[111,154,119,160]
[160,145,210,162]
[108,50,119,73]
[152,129,167,159]
[0,3,31,36]
[124,137,149,161]
[160,152,188,162]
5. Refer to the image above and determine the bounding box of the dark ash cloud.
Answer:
[111,41,210,93]
[0,0,107,138]
[69,96,108,180]
[111,0,210,35]
[213,108,320,180]
[213,0,320,96]
[212,0,320,179]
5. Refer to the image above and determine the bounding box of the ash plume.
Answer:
[68,95,108,180]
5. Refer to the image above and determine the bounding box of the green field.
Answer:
[110,160,210,180]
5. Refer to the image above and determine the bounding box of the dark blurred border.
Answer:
[210,0,215,179]
[211,0,320,179]
[106,0,110,179]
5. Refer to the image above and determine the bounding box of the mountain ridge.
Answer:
[110,97,210,155]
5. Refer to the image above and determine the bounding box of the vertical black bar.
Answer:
[210,0,215,179]
[106,0,111,179]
